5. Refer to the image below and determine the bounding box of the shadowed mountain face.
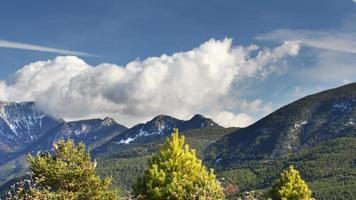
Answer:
[205,83,356,168]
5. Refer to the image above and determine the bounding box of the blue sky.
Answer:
[0,0,356,127]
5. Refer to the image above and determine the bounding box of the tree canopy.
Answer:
[133,129,225,200]
[269,165,312,200]
[8,139,118,200]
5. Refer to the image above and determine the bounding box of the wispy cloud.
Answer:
[256,29,356,54]
[0,40,95,57]
[256,15,356,88]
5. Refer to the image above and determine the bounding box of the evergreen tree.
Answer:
[133,129,225,200]
[8,139,119,200]
[268,165,312,200]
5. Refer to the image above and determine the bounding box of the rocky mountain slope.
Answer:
[205,82,356,168]
[0,101,63,163]
[200,83,356,199]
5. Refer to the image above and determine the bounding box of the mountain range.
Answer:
[0,82,356,199]
[0,102,219,187]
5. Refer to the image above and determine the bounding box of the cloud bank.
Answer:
[0,38,300,127]
[0,40,95,56]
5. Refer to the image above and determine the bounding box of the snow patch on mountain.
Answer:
[294,121,308,129]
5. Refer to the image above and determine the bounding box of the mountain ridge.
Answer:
[91,113,220,157]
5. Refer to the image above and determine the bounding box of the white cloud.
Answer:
[0,40,95,56]
[240,99,273,114]
[0,38,300,126]
[211,111,253,128]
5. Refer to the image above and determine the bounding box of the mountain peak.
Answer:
[190,114,205,120]
[102,117,116,126]
[186,114,219,128]
[150,114,176,122]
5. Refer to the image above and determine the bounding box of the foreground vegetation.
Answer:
[5,128,352,199]
[5,130,323,200]
[7,140,118,200]
[94,127,356,199]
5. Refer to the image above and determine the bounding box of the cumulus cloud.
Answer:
[0,40,95,56]
[0,38,300,126]
[211,111,254,128]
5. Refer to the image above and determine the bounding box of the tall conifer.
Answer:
[8,139,118,200]
[269,165,312,200]
[133,129,225,200]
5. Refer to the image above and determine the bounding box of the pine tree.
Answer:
[8,139,119,200]
[268,165,312,200]
[133,129,225,200]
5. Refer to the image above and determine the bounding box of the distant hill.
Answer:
[205,82,356,167]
